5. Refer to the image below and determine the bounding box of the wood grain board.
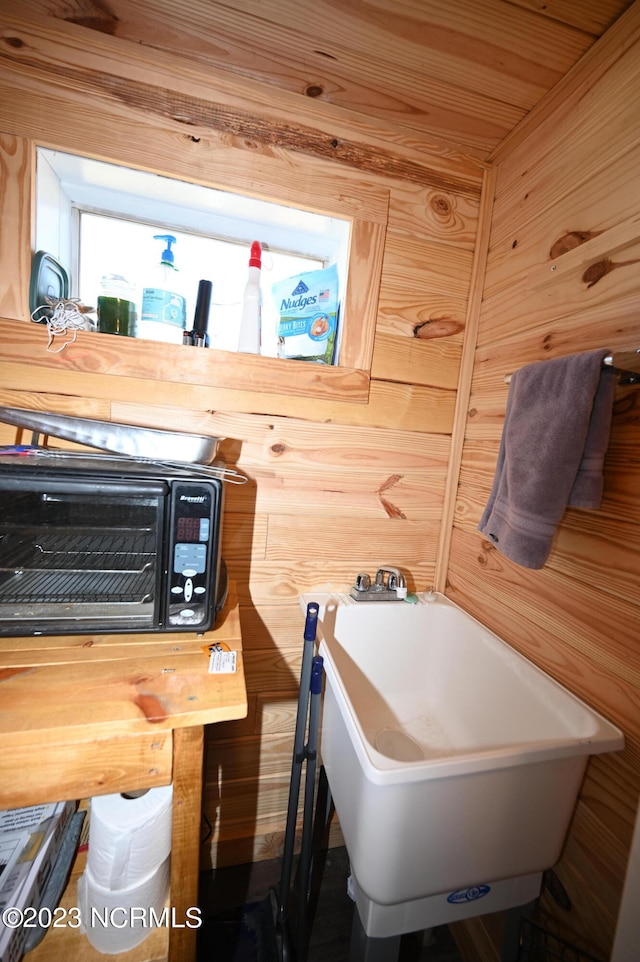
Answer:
[0,601,247,745]
[448,21,640,960]
[0,598,246,962]
[3,0,632,157]
[0,4,638,962]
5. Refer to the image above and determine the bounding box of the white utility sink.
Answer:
[301,591,624,939]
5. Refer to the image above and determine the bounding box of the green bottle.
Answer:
[97,273,138,337]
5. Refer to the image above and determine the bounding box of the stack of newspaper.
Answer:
[0,801,76,962]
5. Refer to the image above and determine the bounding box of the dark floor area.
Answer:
[197,846,464,962]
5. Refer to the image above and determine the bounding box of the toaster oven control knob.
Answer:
[184,579,193,603]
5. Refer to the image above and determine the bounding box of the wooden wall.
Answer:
[1,5,639,960]
[446,12,640,961]
[0,10,485,874]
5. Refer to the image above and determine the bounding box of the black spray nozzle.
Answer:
[304,602,319,641]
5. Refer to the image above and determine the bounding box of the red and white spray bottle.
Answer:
[237,240,262,354]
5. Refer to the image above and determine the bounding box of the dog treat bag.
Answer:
[273,264,340,364]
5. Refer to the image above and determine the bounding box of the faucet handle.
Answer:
[375,566,405,589]
[354,572,371,591]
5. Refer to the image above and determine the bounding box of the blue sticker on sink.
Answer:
[447,885,491,904]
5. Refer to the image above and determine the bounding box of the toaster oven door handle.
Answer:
[0,478,168,497]
[215,559,228,614]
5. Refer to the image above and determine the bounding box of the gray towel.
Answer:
[478,349,615,569]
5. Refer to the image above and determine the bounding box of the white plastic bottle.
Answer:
[237,241,262,354]
[138,234,187,344]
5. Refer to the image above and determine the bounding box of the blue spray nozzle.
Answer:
[304,602,319,641]
[153,234,177,266]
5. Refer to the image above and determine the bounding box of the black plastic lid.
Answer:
[29,250,69,321]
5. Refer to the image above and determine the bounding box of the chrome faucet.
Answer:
[375,566,405,590]
[350,566,406,601]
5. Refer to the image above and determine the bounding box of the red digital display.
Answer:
[176,516,201,542]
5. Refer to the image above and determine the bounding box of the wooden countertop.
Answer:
[0,587,247,807]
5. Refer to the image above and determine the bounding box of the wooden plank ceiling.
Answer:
[13,0,635,158]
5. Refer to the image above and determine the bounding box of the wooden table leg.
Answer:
[168,726,204,962]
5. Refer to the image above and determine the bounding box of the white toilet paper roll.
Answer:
[79,858,170,954]
[87,786,173,890]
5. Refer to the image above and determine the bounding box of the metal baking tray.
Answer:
[0,406,220,464]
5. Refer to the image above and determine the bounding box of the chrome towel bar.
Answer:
[504,348,639,384]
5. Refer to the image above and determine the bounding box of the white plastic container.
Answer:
[237,241,262,354]
[301,591,625,938]
[138,234,187,344]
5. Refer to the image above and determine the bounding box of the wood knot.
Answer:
[430,195,451,217]
[270,442,286,455]
[377,475,406,519]
[305,85,324,98]
[414,318,463,339]
[549,230,600,258]
[583,258,613,288]
[134,693,167,723]
[4,36,25,48]
[477,542,494,566]
[63,16,119,36]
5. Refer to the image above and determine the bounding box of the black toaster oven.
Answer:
[0,451,227,636]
